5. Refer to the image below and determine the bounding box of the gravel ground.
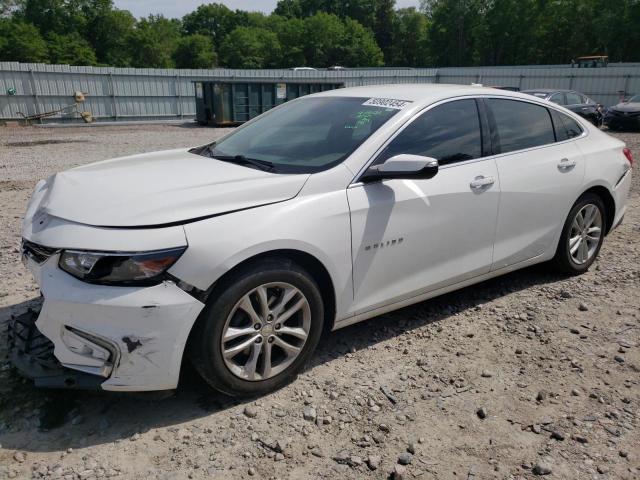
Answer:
[0,124,638,480]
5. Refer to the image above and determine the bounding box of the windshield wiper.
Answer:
[211,154,276,172]
[190,143,276,172]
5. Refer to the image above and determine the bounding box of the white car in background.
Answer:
[11,85,633,397]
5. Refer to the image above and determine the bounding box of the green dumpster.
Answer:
[194,81,343,126]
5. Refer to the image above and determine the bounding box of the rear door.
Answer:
[347,99,500,314]
[487,98,586,269]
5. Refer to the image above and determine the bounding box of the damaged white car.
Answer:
[10,85,633,397]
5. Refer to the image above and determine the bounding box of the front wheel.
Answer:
[188,258,324,397]
[552,193,606,275]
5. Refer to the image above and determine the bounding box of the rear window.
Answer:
[565,92,583,105]
[550,109,584,140]
[486,99,556,154]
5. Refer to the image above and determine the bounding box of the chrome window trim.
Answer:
[350,94,588,185]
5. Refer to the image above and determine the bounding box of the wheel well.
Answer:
[582,186,615,234]
[206,250,337,332]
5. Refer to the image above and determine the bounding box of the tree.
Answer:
[4,0,640,69]
[173,34,216,69]
[87,8,136,66]
[182,3,239,50]
[532,0,594,65]
[126,15,181,68]
[470,0,539,66]
[274,0,302,18]
[18,0,112,36]
[374,0,395,63]
[266,15,306,67]
[0,18,49,62]
[47,31,97,65]
[301,12,345,66]
[339,17,384,66]
[424,0,481,67]
[389,7,429,66]
[18,0,72,35]
[276,0,380,29]
[219,26,282,68]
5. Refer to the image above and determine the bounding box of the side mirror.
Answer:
[361,154,439,182]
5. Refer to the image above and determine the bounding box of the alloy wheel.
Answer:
[221,282,311,381]
[568,203,603,265]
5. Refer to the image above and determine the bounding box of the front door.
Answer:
[347,99,500,315]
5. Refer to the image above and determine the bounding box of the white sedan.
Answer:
[12,85,633,396]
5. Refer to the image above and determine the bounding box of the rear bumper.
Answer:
[611,168,632,233]
[11,253,205,392]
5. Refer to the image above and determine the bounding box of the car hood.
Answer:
[611,102,640,112]
[36,149,310,227]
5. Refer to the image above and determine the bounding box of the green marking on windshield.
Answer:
[345,109,386,129]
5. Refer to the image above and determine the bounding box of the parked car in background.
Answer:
[522,89,603,125]
[12,85,632,397]
[603,94,640,131]
[488,86,520,92]
[290,67,317,71]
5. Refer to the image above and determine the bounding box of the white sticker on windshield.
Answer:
[362,97,411,109]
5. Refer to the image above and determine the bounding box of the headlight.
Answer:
[59,247,186,286]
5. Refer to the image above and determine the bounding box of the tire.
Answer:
[552,193,606,275]
[188,257,324,397]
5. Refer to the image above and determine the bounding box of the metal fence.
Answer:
[1,62,639,123]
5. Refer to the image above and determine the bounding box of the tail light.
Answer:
[623,147,634,167]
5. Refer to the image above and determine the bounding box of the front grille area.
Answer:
[22,239,58,264]
[8,308,62,376]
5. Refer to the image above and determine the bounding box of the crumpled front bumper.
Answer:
[10,253,205,392]
[8,308,105,389]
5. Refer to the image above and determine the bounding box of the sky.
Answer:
[113,0,422,18]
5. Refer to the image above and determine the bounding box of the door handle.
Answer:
[558,158,577,171]
[470,176,495,190]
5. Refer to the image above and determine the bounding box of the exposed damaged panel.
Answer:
[24,258,205,391]
[7,310,105,390]
[122,336,143,353]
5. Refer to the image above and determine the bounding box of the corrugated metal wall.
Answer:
[1,62,639,123]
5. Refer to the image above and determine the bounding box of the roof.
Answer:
[313,83,528,106]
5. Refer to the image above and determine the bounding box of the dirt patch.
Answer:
[0,180,34,192]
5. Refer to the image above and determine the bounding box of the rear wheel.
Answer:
[552,193,606,275]
[188,258,324,397]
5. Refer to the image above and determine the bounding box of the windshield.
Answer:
[627,94,639,103]
[196,96,404,173]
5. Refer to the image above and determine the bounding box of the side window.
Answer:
[550,109,584,140]
[549,93,565,105]
[378,99,482,166]
[565,92,583,105]
[487,99,555,153]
